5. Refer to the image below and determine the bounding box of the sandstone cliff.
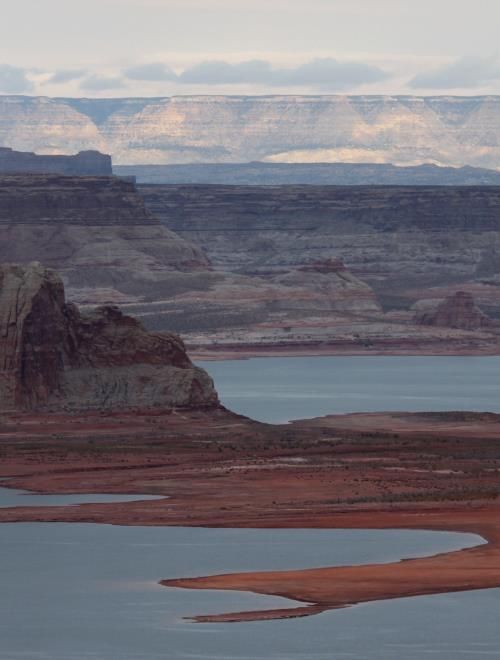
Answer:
[3,95,500,168]
[0,147,112,176]
[0,263,218,411]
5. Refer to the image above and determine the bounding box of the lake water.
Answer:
[0,488,165,508]
[0,518,487,660]
[2,355,500,659]
[199,355,500,422]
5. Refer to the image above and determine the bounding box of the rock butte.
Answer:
[415,291,494,331]
[0,262,217,411]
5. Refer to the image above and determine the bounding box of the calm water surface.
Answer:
[199,355,500,422]
[2,356,500,659]
[0,519,487,660]
[0,488,165,508]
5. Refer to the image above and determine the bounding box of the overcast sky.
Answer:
[2,0,500,97]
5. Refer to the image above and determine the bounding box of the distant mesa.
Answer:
[5,95,500,169]
[0,147,112,176]
[0,262,218,412]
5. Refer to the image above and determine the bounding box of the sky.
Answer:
[2,0,500,98]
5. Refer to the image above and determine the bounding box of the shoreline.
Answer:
[189,343,500,361]
[162,511,496,623]
[2,408,500,622]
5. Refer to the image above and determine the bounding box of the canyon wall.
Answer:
[140,184,500,317]
[2,95,500,168]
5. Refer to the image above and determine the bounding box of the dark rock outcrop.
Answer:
[0,147,112,175]
[0,262,218,411]
[415,292,493,331]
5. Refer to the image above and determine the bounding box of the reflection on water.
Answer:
[199,355,500,422]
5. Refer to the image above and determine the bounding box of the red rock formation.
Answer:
[415,291,493,331]
[0,262,218,411]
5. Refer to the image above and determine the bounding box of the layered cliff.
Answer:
[0,147,112,176]
[140,184,500,317]
[2,95,500,168]
[0,175,211,304]
[0,263,218,411]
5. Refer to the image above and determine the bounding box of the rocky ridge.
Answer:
[3,95,500,168]
[0,262,218,411]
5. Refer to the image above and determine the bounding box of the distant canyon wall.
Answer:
[1,95,500,168]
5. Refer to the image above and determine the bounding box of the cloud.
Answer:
[274,58,389,88]
[409,54,500,89]
[124,62,177,81]
[179,57,389,90]
[79,75,127,91]
[179,59,272,84]
[47,69,87,84]
[0,64,33,93]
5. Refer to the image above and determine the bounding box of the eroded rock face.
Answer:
[415,292,493,331]
[0,263,218,411]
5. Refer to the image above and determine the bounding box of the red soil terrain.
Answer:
[1,408,500,622]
